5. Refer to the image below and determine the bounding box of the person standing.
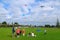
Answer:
[12,26,15,37]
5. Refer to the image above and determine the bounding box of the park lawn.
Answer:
[0,27,60,40]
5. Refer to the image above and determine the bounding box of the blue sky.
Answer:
[0,0,60,25]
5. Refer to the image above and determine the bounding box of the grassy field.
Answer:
[0,27,60,40]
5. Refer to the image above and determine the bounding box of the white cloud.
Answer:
[0,3,8,18]
[0,0,60,25]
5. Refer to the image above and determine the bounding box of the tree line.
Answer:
[0,21,60,28]
[0,21,19,27]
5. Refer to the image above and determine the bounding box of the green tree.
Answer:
[14,22,18,25]
[45,24,51,28]
[14,22,19,27]
[2,21,7,27]
[2,21,7,24]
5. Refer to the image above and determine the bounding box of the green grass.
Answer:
[0,27,60,40]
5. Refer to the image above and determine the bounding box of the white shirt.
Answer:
[31,33,35,36]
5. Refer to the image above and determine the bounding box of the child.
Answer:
[22,29,25,36]
[31,32,36,37]
[16,27,20,38]
[28,32,36,37]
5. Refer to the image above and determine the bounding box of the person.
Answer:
[16,27,20,38]
[31,32,36,37]
[22,29,25,36]
[28,32,36,37]
[12,27,15,37]
[44,29,47,35]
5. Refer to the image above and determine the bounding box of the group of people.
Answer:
[12,27,47,38]
[28,32,36,37]
[12,27,36,38]
[12,27,25,38]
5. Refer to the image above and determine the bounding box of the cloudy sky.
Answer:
[0,0,60,25]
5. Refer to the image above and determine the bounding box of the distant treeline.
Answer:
[0,21,19,27]
[0,21,60,28]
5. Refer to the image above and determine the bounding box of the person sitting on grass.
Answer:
[28,32,36,37]
[22,29,25,36]
[16,27,20,38]
[31,32,36,37]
